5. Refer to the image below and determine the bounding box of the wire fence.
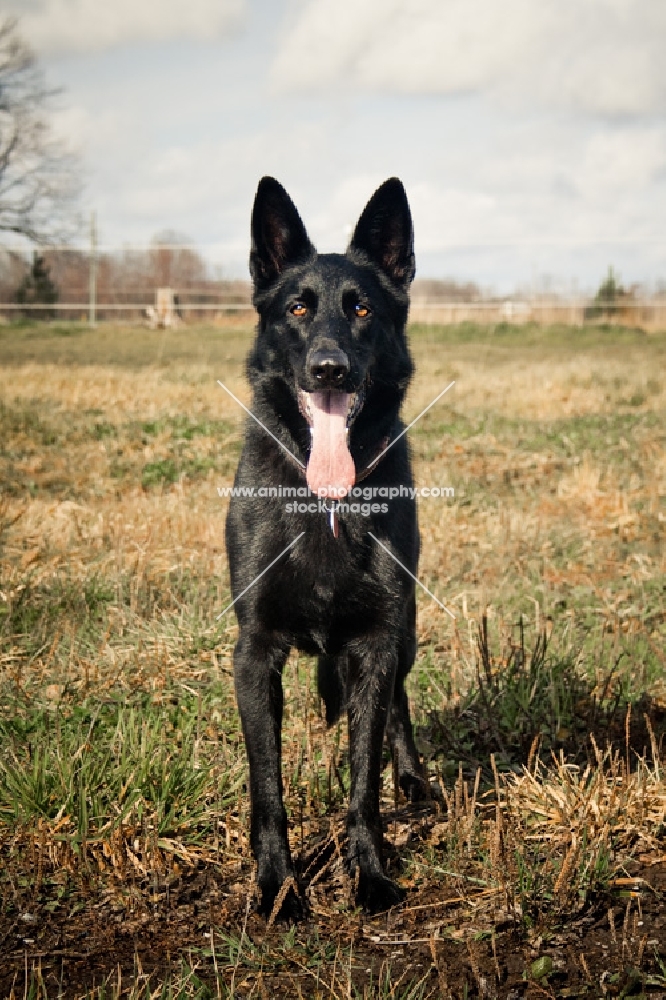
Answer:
[2,235,665,329]
[409,298,666,329]
[3,298,666,330]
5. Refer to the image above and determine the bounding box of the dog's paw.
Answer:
[356,873,405,913]
[257,875,305,923]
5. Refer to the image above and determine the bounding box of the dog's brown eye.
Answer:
[354,303,370,318]
[290,302,307,317]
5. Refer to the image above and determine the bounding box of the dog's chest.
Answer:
[276,549,380,654]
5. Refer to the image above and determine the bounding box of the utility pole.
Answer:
[89,211,97,327]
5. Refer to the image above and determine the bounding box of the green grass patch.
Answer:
[0,687,242,839]
[0,321,255,368]
[412,406,664,462]
[408,319,664,350]
[141,457,179,488]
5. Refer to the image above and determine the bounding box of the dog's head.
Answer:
[248,177,415,497]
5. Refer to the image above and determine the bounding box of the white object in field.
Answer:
[147,287,181,328]
[501,299,531,320]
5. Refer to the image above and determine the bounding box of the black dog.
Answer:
[226,176,426,919]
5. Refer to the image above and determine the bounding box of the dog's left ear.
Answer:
[349,178,415,288]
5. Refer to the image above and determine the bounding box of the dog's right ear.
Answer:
[250,177,314,290]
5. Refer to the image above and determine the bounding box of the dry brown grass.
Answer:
[0,320,665,997]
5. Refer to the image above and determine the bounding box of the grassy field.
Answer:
[0,318,665,998]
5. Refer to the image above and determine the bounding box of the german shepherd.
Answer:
[226,176,426,919]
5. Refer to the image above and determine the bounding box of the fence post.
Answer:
[89,211,97,327]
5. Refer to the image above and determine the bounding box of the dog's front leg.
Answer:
[234,630,301,920]
[346,645,404,912]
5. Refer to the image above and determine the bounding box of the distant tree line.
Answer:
[0,253,491,315]
[410,278,482,303]
[3,254,658,321]
[0,232,252,316]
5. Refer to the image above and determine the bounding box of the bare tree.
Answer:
[0,18,81,244]
[149,230,208,289]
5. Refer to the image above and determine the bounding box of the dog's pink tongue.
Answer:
[306,392,356,497]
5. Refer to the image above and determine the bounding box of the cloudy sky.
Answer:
[9,0,666,291]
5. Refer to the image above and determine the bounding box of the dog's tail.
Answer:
[317,654,347,726]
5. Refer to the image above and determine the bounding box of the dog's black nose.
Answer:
[308,348,350,387]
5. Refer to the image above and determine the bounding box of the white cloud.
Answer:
[79,107,666,284]
[578,128,666,197]
[11,0,244,54]
[21,0,664,287]
[408,124,666,251]
[51,106,126,155]
[272,0,666,115]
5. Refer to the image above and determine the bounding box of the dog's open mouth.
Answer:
[298,389,363,498]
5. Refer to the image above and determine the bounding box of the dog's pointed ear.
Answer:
[349,178,415,287]
[250,177,314,290]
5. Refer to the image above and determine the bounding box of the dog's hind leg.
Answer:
[234,629,302,920]
[346,642,405,912]
[317,652,347,726]
[386,593,429,802]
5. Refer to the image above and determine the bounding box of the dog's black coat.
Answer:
[226,176,426,918]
